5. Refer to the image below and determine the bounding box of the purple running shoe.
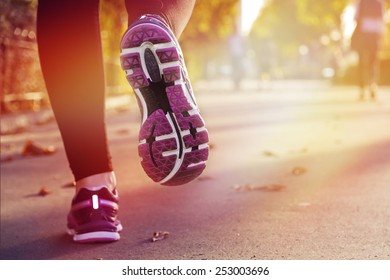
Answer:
[67,186,122,243]
[120,15,209,186]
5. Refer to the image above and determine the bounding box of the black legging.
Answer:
[37,0,195,181]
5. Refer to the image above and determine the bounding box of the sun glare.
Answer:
[240,0,265,35]
[341,3,357,38]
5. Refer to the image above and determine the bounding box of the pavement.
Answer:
[1,79,390,260]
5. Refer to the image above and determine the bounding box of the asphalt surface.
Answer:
[1,80,390,260]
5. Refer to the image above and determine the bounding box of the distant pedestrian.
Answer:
[229,32,246,89]
[351,0,385,100]
[37,0,209,243]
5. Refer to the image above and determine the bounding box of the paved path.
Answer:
[1,80,390,260]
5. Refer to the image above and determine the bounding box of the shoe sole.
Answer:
[67,223,122,243]
[120,22,209,186]
[72,231,120,243]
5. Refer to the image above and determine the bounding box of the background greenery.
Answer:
[1,0,389,111]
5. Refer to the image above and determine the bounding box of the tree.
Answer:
[100,1,128,93]
[251,0,348,48]
[180,0,239,45]
[99,0,240,87]
[1,0,44,113]
[249,0,349,78]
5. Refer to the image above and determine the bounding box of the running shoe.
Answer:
[67,186,122,243]
[120,15,209,186]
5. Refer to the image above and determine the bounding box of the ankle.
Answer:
[75,171,116,193]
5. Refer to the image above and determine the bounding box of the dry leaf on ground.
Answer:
[1,156,14,162]
[234,184,286,192]
[22,140,56,156]
[251,184,287,192]
[263,150,278,157]
[292,167,306,175]
[197,176,213,181]
[63,181,76,188]
[38,187,51,196]
[116,129,130,135]
[152,231,170,242]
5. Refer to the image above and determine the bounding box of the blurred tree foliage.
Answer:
[100,1,128,93]
[0,0,51,113]
[100,0,239,88]
[297,0,348,33]
[179,0,239,80]
[250,0,390,82]
[0,0,36,33]
[1,0,241,102]
[250,0,348,58]
[180,0,239,44]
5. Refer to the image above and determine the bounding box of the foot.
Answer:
[67,185,122,243]
[120,15,209,186]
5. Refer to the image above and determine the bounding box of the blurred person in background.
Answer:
[229,32,245,89]
[351,0,385,100]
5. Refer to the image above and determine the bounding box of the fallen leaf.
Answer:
[116,129,130,135]
[197,176,213,181]
[22,140,56,156]
[234,184,286,192]
[251,184,287,192]
[1,156,13,162]
[292,167,306,175]
[62,181,76,188]
[152,231,170,242]
[38,187,51,196]
[263,150,277,157]
[115,107,129,113]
